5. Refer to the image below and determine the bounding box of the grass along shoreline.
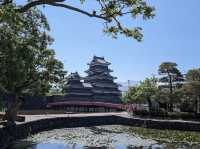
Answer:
[124,126,200,144]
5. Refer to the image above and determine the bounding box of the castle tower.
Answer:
[64,72,93,101]
[85,56,121,103]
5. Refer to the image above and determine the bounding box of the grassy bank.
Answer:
[124,127,200,143]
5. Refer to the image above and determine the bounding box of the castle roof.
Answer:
[66,92,93,96]
[85,69,113,74]
[85,75,116,81]
[65,72,92,89]
[67,72,82,80]
[92,90,121,95]
[83,83,93,88]
[91,83,119,88]
[88,56,111,66]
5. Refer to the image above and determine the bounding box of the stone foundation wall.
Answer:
[1,115,200,149]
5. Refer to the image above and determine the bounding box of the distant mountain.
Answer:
[118,80,139,92]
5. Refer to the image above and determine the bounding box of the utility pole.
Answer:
[128,80,130,88]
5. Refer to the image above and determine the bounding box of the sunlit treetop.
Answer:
[0,0,155,41]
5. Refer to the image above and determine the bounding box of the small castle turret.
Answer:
[64,72,93,101]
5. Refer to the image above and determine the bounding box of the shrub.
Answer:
[134,109,149,116]
[134,108,197,120]
[150,108,168,117]
[168,112,196,120]
[180,112,196,120]
[167,112,181,119]
[180,102,195,113]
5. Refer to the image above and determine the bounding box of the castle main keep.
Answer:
[64,56,121,103]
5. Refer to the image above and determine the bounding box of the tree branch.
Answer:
[47,2,109,21]
[16,0,64,12]
[16,0,110,21]
[0,0,13,5]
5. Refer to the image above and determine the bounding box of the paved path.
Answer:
[2,111,200,125]
[1,112,130,126]
[21,112,131,123]
[20,112,200,124]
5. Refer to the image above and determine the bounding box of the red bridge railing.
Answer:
[47,101,128,110]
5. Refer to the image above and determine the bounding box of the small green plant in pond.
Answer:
[125,127,200,143]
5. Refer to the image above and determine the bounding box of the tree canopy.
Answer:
[0,0,155,41]
[186,69,200,82]
[123,77,158,110]
[0,5,67,122]
[158,62,184,111]
[185,69,200,98]
[158,62,183,92]
[0,5,66,96]
[181,69,200,113]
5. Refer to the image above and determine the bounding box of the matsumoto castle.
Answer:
[64,56,122,103]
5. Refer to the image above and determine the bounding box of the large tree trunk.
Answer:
[147,98,152,111]
[169,102,173,112]
[168,73,173,112]
[169,75,173,95]
[3,94,21,124]
[196,96,200,114]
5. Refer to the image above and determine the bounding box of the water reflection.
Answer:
[9,142,200,149]
[8,126,200,149]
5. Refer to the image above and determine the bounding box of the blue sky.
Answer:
[21,0,200,82]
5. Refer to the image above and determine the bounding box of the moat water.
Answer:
[9,125,200,149]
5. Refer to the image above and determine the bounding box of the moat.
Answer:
[9,125,200,149]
